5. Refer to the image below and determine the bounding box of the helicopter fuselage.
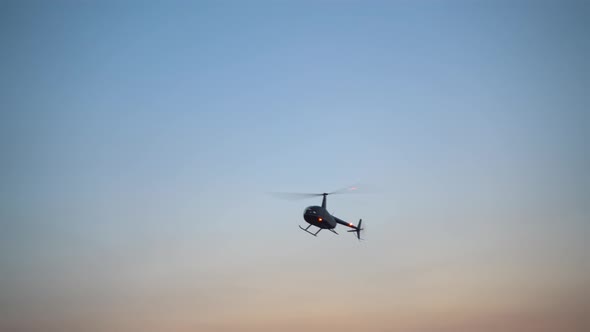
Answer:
[303,206,336,229]
[296,192,362,238]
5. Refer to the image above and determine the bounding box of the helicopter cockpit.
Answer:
[305,206,327,220]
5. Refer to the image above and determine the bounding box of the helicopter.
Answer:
[273,187,365,240]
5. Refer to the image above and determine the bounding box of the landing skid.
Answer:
[299,224,322,236]
[298,225,338,236]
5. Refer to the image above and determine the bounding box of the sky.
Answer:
[1,0,589,331]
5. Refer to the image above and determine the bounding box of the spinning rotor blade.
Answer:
[326,185,360,195]
[269,192,324,200]
[270,185,361,200]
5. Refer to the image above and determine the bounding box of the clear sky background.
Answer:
[1,1,589,331]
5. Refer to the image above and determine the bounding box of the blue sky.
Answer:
[2,1,589,331]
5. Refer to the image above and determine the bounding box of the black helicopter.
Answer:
[273,187,365,239]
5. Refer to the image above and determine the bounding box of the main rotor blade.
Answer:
[327,184,361,195]
[269,192,324,200]
[270,184,363,200]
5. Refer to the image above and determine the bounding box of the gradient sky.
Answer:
[1,1,589,331]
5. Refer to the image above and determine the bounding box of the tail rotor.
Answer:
[347,219,365,240]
